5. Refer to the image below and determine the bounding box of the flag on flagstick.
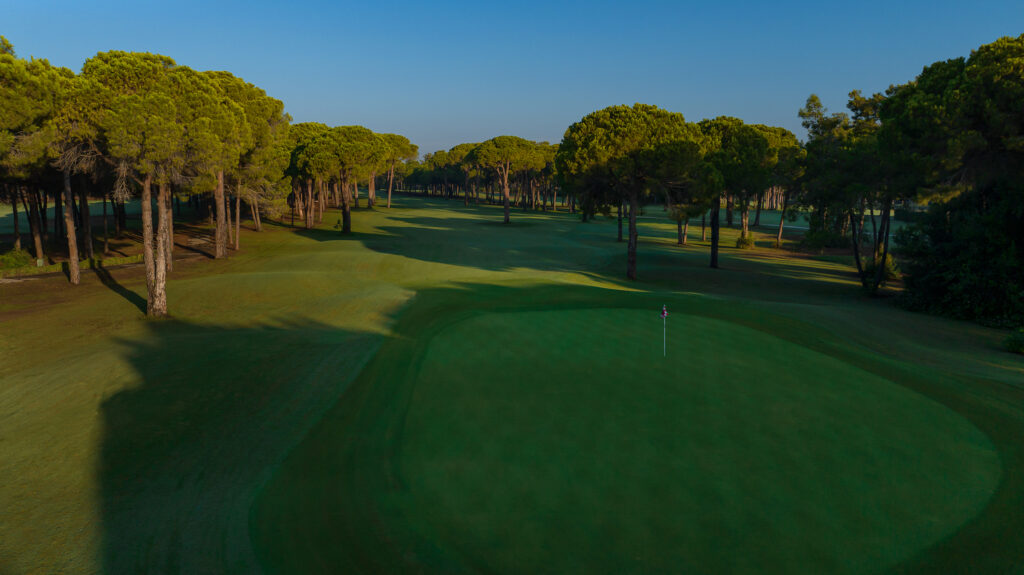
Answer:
[661,305,667,357]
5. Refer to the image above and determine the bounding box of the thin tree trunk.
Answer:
[235,189,241,249]
[776,191,788,247]
[710,201,721,269]
[102,192,109,255]
[164,184,173,272]
[140,175,158,315]
[386,163,395,208]
[740,202,750,241]
[701,213,707,242]
[53,187,63,242]
[683,220,689,246]
[12,188,20,251]
[368,172,376,208]
[626,193,639,280]
[753,193,763,227]
[342,180,352,233]
[677,219,683,246]
[501,168,511,224]
[79,178,93,260]
[62,171,80,285]
[25,188,44,261]
[849,210,867,288]
[617,202,624,242]
[726,195,733,227]
[872,200,892,293]
[152,180,169,316]
[214,170,228,258]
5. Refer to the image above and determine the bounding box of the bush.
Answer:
[735,236,755,249]
[862,253,900,284]
[1005,328,1024,354]
[0,248,33,269]
[800,230,848,250]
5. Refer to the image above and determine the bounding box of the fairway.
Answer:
[2,197,1023,574]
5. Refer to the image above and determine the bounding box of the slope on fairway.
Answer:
[252,285,1001,574]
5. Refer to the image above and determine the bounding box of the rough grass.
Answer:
[0,195,1021,574]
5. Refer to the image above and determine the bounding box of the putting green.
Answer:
[255,301,1001,574]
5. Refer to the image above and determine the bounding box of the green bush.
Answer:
[1005,329,1024,354]
[862,253,900,284]
[735,236,755,249]
[0,248,33,269]
[800,230,848,250]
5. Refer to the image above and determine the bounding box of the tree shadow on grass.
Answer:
[99,318,382,573]
[93,261,147,314]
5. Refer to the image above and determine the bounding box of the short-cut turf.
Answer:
[1,195,1021,574]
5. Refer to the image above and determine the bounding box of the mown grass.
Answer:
[0,195,1021,574]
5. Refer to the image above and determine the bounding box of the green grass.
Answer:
[0,195,1021,574]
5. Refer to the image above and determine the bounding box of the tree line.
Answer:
[0,40,417,317]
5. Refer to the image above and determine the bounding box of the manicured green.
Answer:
[1,197,1021,574]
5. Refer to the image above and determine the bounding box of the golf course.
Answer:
[1,196,1021,573]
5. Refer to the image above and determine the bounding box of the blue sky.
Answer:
[4,0,1022,154]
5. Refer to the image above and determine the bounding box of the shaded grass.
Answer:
[0,195,1021,573]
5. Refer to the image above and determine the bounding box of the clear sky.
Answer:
[4,0,1022,154]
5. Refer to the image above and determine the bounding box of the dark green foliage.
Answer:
[1004,329,1024,354]
[884,35,1024,325]
[0,247,32,268]
[800,230,849,251]
[735,236,754,249]
[861,252,900,285]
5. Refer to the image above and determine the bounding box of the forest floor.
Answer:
[0,195,1021,574]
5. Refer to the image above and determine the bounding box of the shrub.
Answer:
[735,236,755,249]
[862,253,900,284]
[1005,328,1024,354]
[800,230,848,250]
[0,248,33,269]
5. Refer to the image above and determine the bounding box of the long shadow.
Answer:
[99,317,381,573]
[93,262,147,314]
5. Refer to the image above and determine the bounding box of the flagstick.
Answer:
[663,315,666,357]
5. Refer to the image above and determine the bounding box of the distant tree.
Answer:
[470,136,537,224]
[557,104,701,279]
[379,133,417,208]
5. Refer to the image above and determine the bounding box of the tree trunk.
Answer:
[102,192,109,255]
[626,193,639,280]
[617,202,623,242]
[386,163,395,208]
[12,188,21,251]
[849,210,867,288]
[776,191,788,247]
[501,169,511,224]
[62,171,80,285]
[871,200,892,293]
[710,201,721,269]
[726,195,734,227]
[140,175,158,314]
[683,220,689,246]
[225,193,234,248]
[152,180,169,316]
[342,181,352,233]
[677,219,683,246]
[701,213,707,242]
[368,172,376,208]
[740,203,750,242]
[53,187,63,242]
[753,193,763,227]
[214,170,228,258]
[235,189,241,250]
[24,189,44,261]
[78,178,93,260]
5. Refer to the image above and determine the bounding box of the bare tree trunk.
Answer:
[872,200,892,293]
[626,193,639,280]
[849,210,867,288]
[776,191,788,247]
[53,187,63,242]
[214,170,228,258]
[701,213,707,242]
[24,188,44,261]
[683,220,689,246]
[12,188,21,251]
[152,180,169,316]
[78,178,93,260]
[677,219,683,246]
[710,201,721,269]
[164,184,173,272]
[386,163,395,208]
[617,202,623,242]
[726,195,734,227]
[102,192,110,255]
[140,175,158,314]
[753,192,763,227]
[234,189,241,249]
[62,171,80,285]
[501,168,511,224]
[368,172,376,208]
[740,201,750,241]
[341,181,352,233]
